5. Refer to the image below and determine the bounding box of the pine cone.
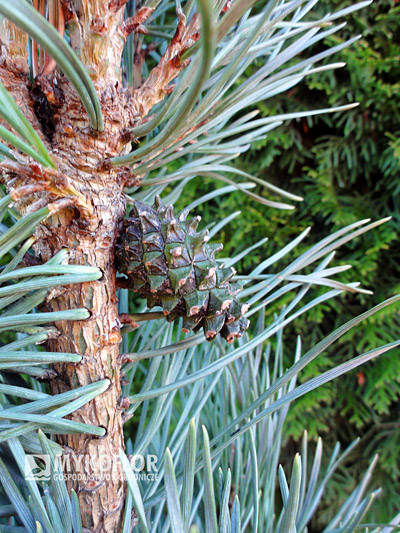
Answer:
[116,196,250,343]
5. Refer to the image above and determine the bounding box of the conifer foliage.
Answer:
[0,0,398,531]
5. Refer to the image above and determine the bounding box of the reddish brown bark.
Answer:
[28,83,132,530]
[0,2,199,530]
[30,80,135,531]
[0,5,133,528]
[42,186,126,532]
[130,8,200,120]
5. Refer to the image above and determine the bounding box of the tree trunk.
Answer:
[30,73,135,530]
[0,1,188,529]
[1,10,134,528]
[41,184,126,532]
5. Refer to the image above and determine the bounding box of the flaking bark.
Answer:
[0,4,133,530]
[0,1,198,529]
[29,76,136,530]
[41,186,126,532]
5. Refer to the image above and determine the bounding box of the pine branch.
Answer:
[130,6,200,121]
[122,6,155,37]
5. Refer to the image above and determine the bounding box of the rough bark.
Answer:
[31,84,132,530]
[41,185,126,532]
[31,79,136,531]
[0,2,196,530]
[0,5,133,530]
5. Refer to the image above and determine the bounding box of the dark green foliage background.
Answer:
[176,0,400,524]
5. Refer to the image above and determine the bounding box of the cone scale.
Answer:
[117,196,250,343]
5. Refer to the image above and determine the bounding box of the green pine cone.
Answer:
[116,196,250,343]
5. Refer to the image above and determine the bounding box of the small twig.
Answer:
[122,6,155,37]
[47,196,78,214]
[118,313,168,352]
[119,311,166,324]
[129,7,200,120]
[11,182,51,201]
